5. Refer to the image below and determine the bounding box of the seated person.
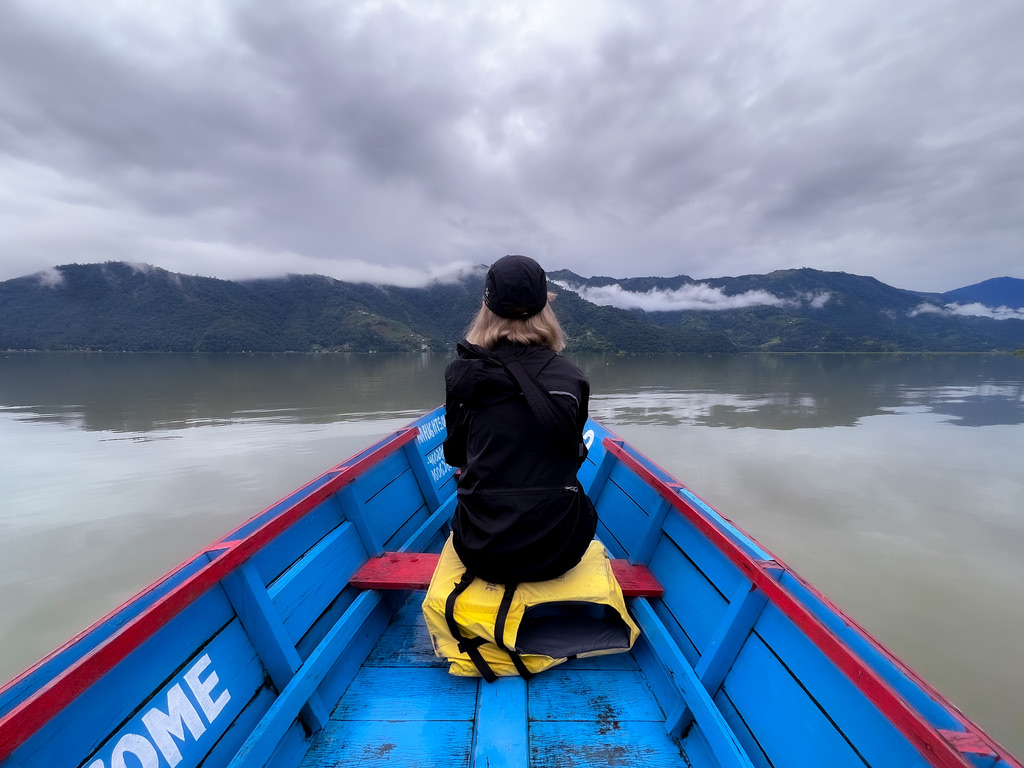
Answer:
[443,255,597,584]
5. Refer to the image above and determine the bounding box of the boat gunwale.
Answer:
[1,412,1020,768]
[603,435,1021,768]
[0,427,420,762]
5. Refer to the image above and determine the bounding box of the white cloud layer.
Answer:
[910,302,1024,321]
[555,280,831,312]
[1,0,1023,290]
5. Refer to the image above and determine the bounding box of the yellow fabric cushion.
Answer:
[422,535,640,678]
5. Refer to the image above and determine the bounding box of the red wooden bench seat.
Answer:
[350,552,664,597]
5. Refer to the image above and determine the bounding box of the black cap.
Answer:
[484,255,548,319]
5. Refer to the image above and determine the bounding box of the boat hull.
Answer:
[0,407,1018,768]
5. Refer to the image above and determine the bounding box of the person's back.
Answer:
[443,256,597,584]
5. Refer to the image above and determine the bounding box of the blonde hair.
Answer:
[465,292,566,352]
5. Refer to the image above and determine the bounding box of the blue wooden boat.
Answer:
[0,407,1019,768]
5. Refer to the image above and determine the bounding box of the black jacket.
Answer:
[443,340,597,583]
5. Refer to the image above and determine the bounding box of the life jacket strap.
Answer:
[493,582,534,681]
[444,571,497,683]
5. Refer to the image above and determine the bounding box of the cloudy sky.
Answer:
[1,0,1022,292]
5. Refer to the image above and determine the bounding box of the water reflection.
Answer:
[0,352,447,432]
[577,354,1024,429]
[2,352,1022,432]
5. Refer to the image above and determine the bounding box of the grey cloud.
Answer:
[554,279,831,312]
[0,0,1022,290]
[910,302,1024,321]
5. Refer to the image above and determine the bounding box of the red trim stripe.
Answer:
[604,437,1020,768]
[0,427,418,762]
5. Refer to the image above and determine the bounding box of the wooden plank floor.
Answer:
[300,593,704,768]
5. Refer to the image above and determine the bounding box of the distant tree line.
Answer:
[2,262,1022,355]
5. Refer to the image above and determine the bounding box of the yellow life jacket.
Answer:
[421,536,640,679]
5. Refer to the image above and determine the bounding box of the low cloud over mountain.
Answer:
[553,280,832,313]
[910,302,1024,321]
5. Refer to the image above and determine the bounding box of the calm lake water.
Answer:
[1,352,1022,752]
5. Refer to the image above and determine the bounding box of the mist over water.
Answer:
[1,352,1022,753]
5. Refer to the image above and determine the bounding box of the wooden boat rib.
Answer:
[0,407,1019,768]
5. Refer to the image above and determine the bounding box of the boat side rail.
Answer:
[0,427,420,763]
[602,436,1019,768]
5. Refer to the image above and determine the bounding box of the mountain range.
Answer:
[1,262,1022,354]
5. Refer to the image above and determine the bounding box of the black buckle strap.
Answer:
[444,571,497,683]
[493,583,534,681]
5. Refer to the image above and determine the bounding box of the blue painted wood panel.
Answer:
[227,592,385,767]
[257,719,309,768]
[529,670,664,723]
[331,667,477,721]
[74,628,263,768]
[630,630,686,737]
[390,591,427,625]
[648,533,730,664]
[661,507,746,599]
[593,479,647,558]
[250,499,347,587]
[751,605,932,768]
[381,499,431,553]
[529,721,697,768]
[777,570,963,734]
[300,591,476,767]
[198,685,278,768]
[630,599,755,768]
[313,598,393,714]
[294,586,360,661]
[350,450,412,505]
[720,630,869,768]
[222,563,329,731]
[364,472,427,546]
[594,464,659,557]
[405,411,456,512]
[362,622,445,669]
[576,452,599,492]
[300,721,472,768]
[394,500,452,558]
[714,687,774,768]
[341,455,432,557]
[475,677,528,768]
[13,588,235,767]
[607,460,665,516]
[268,521,366,642]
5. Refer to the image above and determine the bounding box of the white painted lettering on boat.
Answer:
[425,444,453,484]
[583,429,595,450]
[141,684,205,766]
[86,653,230,768]
[183,653,230,722]
[416,415,445,445]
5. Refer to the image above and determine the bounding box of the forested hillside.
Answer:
[2,263,1022,354]
[551,268,1024,353]
[0,263,733,354]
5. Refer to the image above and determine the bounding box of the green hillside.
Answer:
[3,263,1021,354]
[0,263,733,355]
[550,268,1024,353]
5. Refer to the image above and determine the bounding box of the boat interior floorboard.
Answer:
[301,592,703,768]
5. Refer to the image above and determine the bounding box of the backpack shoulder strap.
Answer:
[496,351,586,461]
